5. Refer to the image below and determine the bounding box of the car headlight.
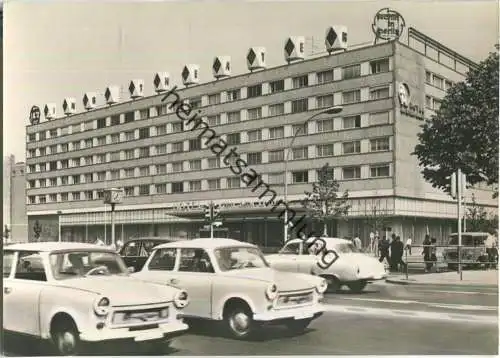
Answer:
[265,283,278,300]
[173,290,189,309]
[93,296,110,316]
[316,278,328,294]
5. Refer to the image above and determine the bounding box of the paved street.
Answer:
[4,281,498,356]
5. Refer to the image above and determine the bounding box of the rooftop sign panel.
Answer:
[372,8,406,44]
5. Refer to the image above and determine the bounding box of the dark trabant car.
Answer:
[120,237,184,272]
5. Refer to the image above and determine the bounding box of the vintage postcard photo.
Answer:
[2,0,498,356]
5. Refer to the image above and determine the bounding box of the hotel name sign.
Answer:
[398,82,425,120]
[372,8,406,43]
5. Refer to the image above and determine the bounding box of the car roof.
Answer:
[4,242,116,253]
[286,237,351,245]
[153,238,256,250]
[126,237,185,243]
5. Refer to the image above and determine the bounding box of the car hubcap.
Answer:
[230,312,250,334]
[58,331,76,354]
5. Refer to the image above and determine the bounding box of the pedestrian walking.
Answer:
[430,237,438,272]
[423,234,432,272]
[378,236,390,266]
[353,234,362,251]
[374,232,380,256]
[116,238,124,252]
[405,237,412,255]
[369,232,375,255]
[390,236,406,272]
[94,237,105,246]
[485,233,497,269]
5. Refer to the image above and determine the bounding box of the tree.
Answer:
[363,199,391,236]
[413,52,499,198]
[302,163,351,236]
[465,194,498,233]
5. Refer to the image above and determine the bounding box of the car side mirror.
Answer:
[127,266,135,273]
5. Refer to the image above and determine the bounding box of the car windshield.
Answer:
[334,243,361,253]
[50,251,128,280]
[214,247,269,271]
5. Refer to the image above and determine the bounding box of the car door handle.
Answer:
[4,287,12,294]
[169,278,179,285]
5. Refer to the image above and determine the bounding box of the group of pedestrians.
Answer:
[377,234,408,272]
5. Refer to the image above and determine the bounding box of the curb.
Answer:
[385,278,498,290]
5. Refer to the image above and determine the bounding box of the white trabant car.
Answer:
[266,237,387,293]
[2,242,189,355]
[132,238,327,339]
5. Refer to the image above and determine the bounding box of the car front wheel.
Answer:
[225,306,256,339]
[51,319,80,356]
[321,275,341,293]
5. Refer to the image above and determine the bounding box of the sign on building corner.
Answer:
[397,82,425,120]
[372,8,406,44]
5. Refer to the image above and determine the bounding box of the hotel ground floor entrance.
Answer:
[29,210,457,250]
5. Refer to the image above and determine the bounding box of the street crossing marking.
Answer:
[322,304,497,325]
[335,297,498,311]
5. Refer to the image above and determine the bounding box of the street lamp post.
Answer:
[57,210,62,242]
[283,106,344,243]
[104,188,124,248]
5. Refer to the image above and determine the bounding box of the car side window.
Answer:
[148,248,177,271]
[3,251,15,278]
[142,241,159,256]
[14,251,47,281]
[124,242,139,257]
[139,244,149,257]
[178,248,214,273]
[280,242,300,255]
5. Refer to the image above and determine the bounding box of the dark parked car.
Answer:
[443,232,490,270]
[120,237,184,272]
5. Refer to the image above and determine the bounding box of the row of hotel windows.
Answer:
[27,164,392,204]
[27,137,391,188]
[26,86,392,159]
[27,58,391,142]
[425,70,454,92]
[26,126,391,177]
[425,95,442,111]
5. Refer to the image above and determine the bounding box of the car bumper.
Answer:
[253,303,324,323]
[79,321,189,343]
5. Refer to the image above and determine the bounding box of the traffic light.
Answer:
[3,225,10,239]
[204,205,212,221]
[212,204,220,220]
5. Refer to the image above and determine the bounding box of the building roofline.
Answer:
[25,40,395,128]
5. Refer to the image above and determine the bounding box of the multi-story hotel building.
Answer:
[24,25,497,247]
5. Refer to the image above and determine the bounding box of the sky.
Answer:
[3,0,499,162]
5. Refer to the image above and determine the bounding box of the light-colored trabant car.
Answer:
[132,238,327,339]
[266,237,387,293]
[2,242,189,355]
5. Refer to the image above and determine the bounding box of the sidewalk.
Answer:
[386,270,499,288]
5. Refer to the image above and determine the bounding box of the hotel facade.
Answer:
[24,26,497,247]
